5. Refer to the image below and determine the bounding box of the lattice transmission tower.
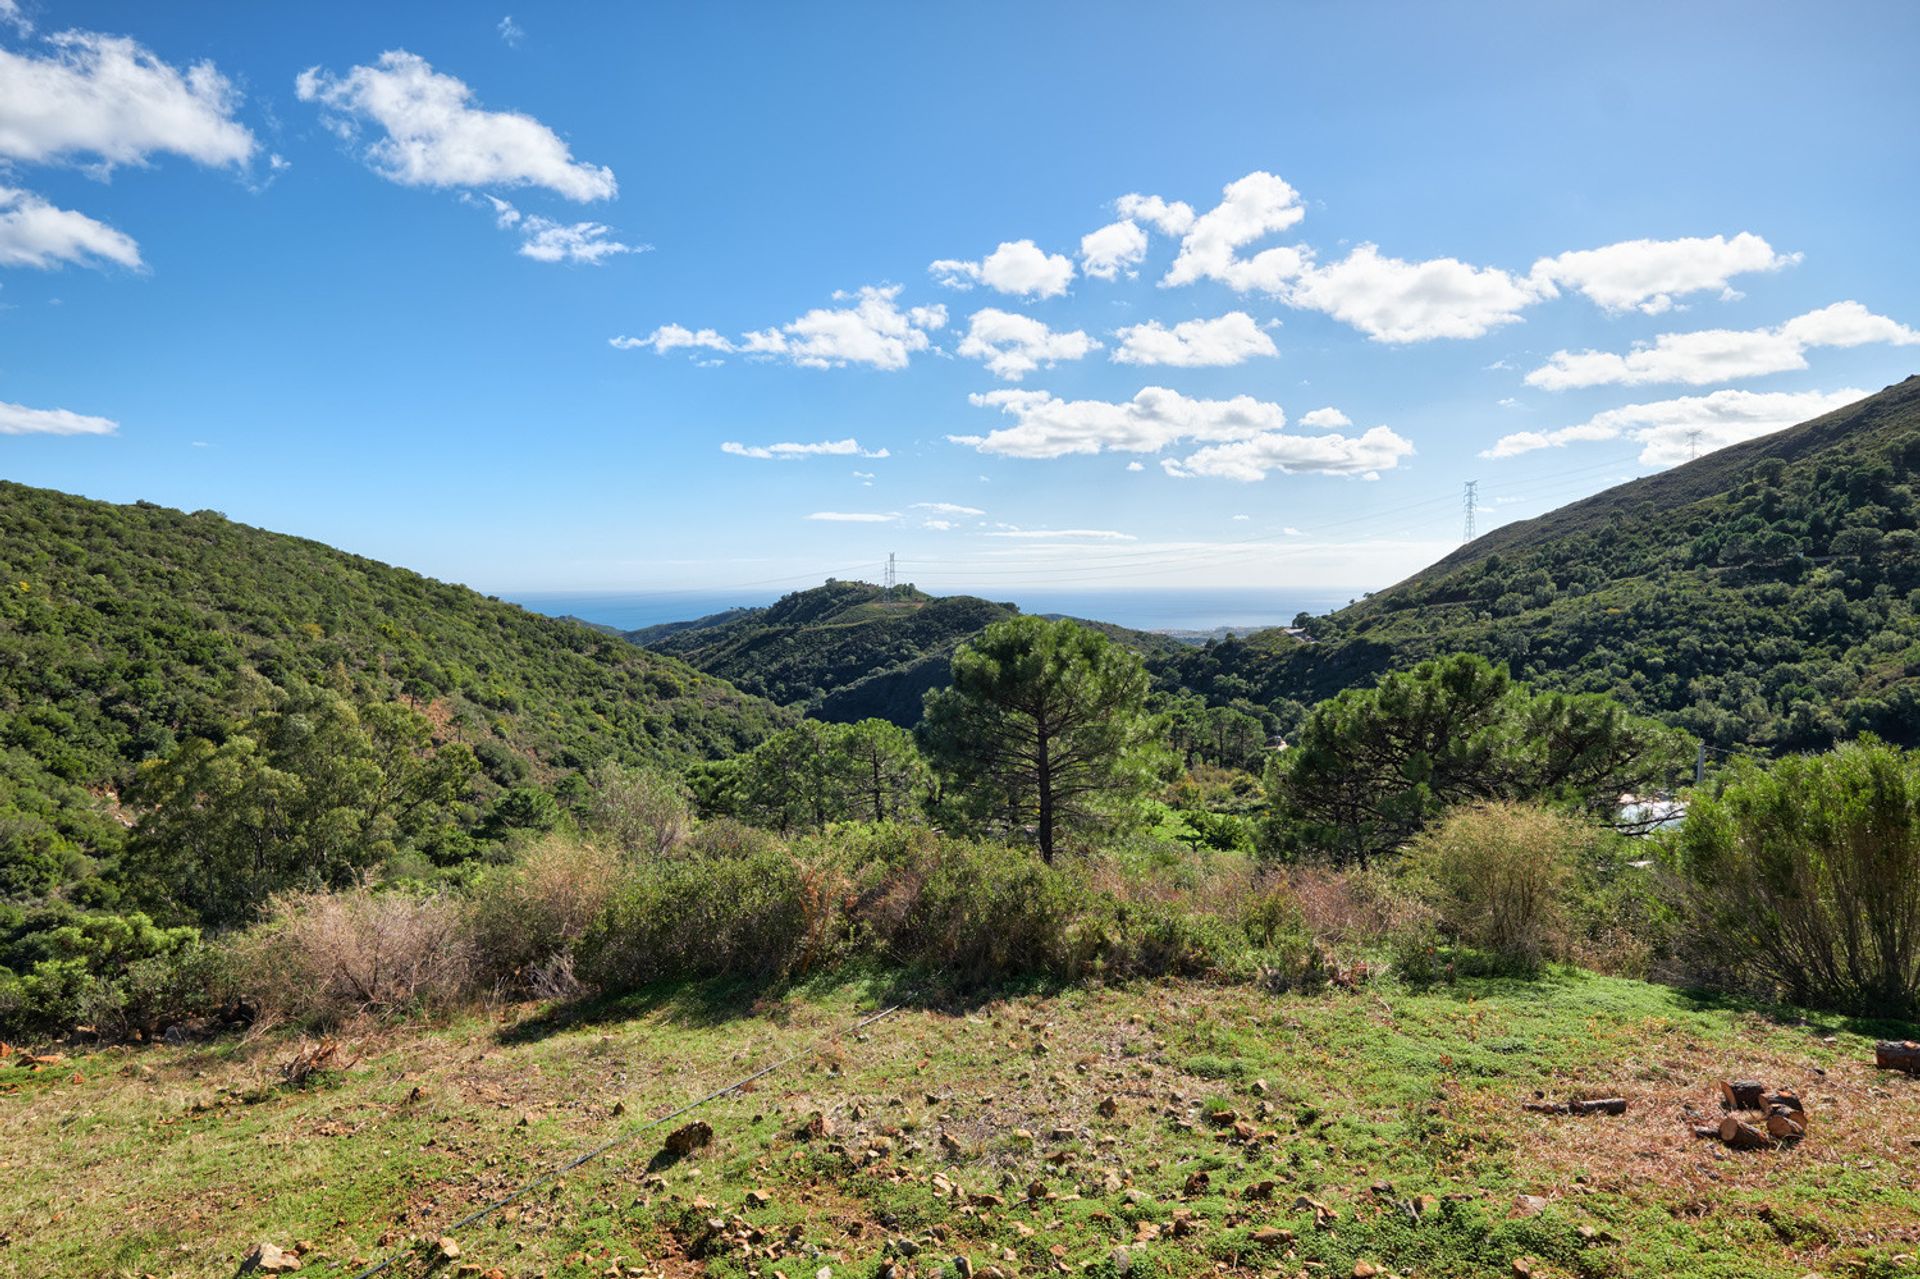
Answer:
[1462,480,1479,543]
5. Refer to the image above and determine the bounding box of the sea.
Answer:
[506,587,1365,636]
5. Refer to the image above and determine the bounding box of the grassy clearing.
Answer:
[5,969,1918,1279]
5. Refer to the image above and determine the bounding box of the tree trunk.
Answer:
[1876,1040,1920,1075]
[1036,723,1054,865]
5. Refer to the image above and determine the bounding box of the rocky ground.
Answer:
[6,969,1919,1279]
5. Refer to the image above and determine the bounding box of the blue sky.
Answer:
[3,2,1917,601]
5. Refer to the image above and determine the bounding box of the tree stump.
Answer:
[662,1119,714,1158]
[1720,1079,1765,1110]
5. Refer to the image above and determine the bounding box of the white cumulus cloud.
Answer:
[1525,301,1920,390]
[1107,173,1804,343]
[951,386,1412,480]
[612,285,946,371]
[1286,244,1546,342]
[956,308,1099,380]
[1079,218,1148,281]
[1111,311,1276,366]
[1160,172,1308,292]
[296,51,616,201]
[1482,387,1868,466]
[0,31,255,171]
[806,511,899,523]
[0,399,118,436]
[929,239,1075,298]
[1529,232,1799,315]
[1167,426,1414,482]
[954,386,1287,459]
[1299,407,1351,429]
[0,186,141,270]
[1115,193,1196,237]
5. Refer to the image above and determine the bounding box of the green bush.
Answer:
[1668,737,1920,1018]
[1405,802,1595,970]
[892,837,1091,984]
[0,907,206,1041]
[579,762,691,856]
[467,836,622,992]
[576,841,848,990]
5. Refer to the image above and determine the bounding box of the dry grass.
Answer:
[5,971,1918,1278]
[234,888,477,1028]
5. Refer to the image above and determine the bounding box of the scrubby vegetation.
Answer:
[1669,736,1920,1017]
[1267,653,1690,864]
[10,407,1920,1275]
[0,481,784,1039]
[633,579,1185,727]
[1153,376,1920,752]
[12,578,1920,1041]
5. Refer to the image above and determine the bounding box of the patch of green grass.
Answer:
[4,968,1917,1278]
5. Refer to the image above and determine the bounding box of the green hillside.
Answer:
[1157,376,1920,750]
[634,580,1184,726]
[0,481,786,889]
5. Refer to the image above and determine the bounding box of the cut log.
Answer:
[1765,1108,1805,1141]
[1522,1098,1627,1116]
[1720,1079,1765,1110]
[1718,1116,1770,1150]
[1765,1089,1803,1113]
[1876,1041,1920,1075]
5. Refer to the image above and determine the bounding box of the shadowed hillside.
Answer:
[634,580,1186,726]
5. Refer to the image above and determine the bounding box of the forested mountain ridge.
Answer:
[1158,376,1920,750]
[0,481,787,892]
[634,580,1185,726]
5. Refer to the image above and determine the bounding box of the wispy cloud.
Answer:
[614,286,946,370]
[806,510,900,523]
[0,400,118,436]
[1483,387,1868,466]
[721,438,889,460]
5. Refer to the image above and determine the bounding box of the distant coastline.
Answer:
[507,586,1365,636]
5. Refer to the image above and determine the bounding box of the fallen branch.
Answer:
[1522,1097,1627,1116]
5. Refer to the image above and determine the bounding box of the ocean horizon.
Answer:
[507,586,1368,635]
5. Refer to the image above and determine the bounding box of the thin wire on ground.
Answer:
[346,1002,903,1279]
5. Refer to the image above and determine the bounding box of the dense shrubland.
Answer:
[0,615,1754,1042]
[1151,380,1920,752]
[0,480,785,1036]
[1267,653,1691,864]
[6,490,1920,1040]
